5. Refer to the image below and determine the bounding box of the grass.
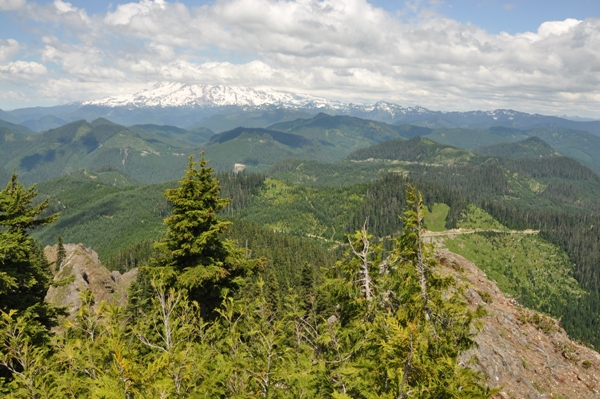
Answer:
[456,204,506,230]
[424,203,449,232]
[444,231,584,318]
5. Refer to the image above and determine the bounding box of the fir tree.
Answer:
[0,173,59,329]
[312,185,493,398]
[56,235,66,271]
[150,154,259,319]
[0,173,60,385]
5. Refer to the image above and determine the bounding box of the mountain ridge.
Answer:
[5,83,599,134]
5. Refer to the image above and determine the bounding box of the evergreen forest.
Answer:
[2,114,600,397]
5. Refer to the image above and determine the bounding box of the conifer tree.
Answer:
[151,154,258,318]
[376,184,490,398]
[0,173,60,385]
[56,235,66,271]
[0,173,59,329]
[313,185,492,398]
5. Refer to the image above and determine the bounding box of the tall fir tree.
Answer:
[0,173,61,386]
[311,185,493,398]
[149,154,259,318]
[0,173,59,329]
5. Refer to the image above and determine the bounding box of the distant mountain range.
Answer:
[5,110,600,186]
[1,82,598,134]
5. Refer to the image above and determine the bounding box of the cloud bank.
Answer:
[1,0,599,117]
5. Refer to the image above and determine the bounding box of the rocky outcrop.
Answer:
[438,249,600,398]
[44,243,137,315]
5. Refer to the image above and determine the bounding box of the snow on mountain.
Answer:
[82,82,591,129]
[81,83,446,124]
[83,82,343,109]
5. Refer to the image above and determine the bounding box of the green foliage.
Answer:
[456,204,506,230]
[516,309,560,335]
[269,113,404,152]
[1,119,198,185]
[309,185,492,398]
[0,173,59,329]
[0,173,64,386]
[425,127,521,150]
[348,136,475,165]
[0,186,497,398]
[424,203,449,232]
[104,238,154,273]
[423,125,600,175]
[34,172,173,267]
[0,310,58,398]
[236,178,366,242]
[35,170,265,271]
[24,127,600,349]
[445,232,584,318]
[476,136,557,159]
[268,159,397,187]
[56,235,66,270]
[225,219,340,296]
[150,155,260,318]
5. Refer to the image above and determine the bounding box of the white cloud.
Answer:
[0,0,25,11]
[0,90,28,102]
[0,39,19,63]
[537,18,581,38]
[104,0,167,25]
[23,0,91,30]
[41,42,127,80]
[0,60,47,79]
[1,0,600,117]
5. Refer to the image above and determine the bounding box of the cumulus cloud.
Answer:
[23,0,92,31]
[104,0,168,25]
[0,0,25,11]
[1,0,600,117]
[0,39,20,62]
[0,60,47,79]
[41,42,127,80]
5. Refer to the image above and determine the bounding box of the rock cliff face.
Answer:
[44,243,137,315]
[438,249,600,399]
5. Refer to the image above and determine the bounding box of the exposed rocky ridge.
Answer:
[44,243,137,315]
[438,249,600,398]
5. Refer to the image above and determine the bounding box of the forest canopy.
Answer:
[0,164,494,398]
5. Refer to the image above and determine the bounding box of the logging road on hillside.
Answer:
[424,228,539,238]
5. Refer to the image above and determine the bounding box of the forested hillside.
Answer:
[1,159,498,398]
[2,113,600,397]
[20,132,600,349]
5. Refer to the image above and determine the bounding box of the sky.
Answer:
[0,0,599,117]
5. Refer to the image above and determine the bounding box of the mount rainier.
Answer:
[4,82,600,134]
[83,82,340,109]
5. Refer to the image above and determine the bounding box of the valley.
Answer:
[2,101,600,397]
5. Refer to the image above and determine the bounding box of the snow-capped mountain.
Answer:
[8,82,599,134]
[81,82,445,126]
[83,82,343,109]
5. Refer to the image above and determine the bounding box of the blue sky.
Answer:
[0,0,599,117]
